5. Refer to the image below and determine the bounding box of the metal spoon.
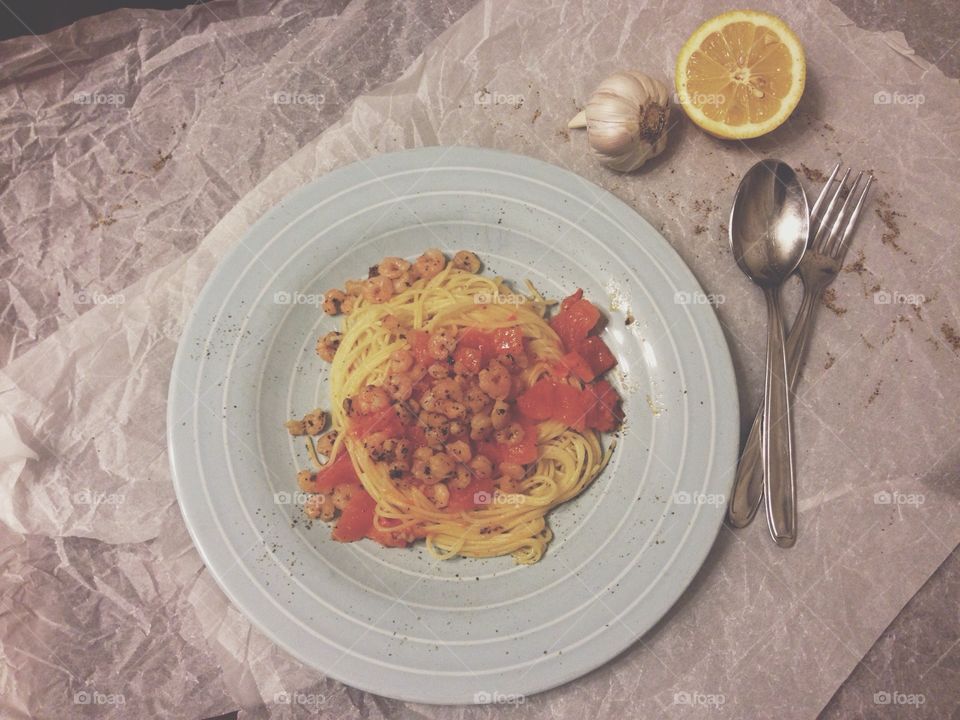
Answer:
[729,160,809,547]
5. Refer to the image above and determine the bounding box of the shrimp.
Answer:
[464,386,490,413]
[490,399,510,429]
[355,385,390,414]
[432,378,464,402]
[452,250,481,273]
[479,359,511,399]
[495,422,525,446]
[385,374,413,401]
[378,256,411,279]
[363,276,394,304]
[389,349,415,374]
[322,289,346,315]
[428,329,457,360]
[413,248,445,279]
[316,331,342,362]
[470,454,494,478]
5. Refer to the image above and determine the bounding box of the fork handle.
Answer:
[728,288,820,528]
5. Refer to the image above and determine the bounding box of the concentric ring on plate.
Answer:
[168,146,738,704]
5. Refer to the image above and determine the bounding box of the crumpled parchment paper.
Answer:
[1,0,959,717]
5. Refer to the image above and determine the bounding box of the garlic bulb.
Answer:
[569,71,670,172]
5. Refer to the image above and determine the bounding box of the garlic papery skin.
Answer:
[569,71,671,172]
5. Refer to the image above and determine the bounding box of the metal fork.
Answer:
[728,163,875,531]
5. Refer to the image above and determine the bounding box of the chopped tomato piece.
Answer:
[554,383,592,432]
[458,328,496,365]
[407,329,434,366]
[516,378,556,420]
[446,477,497,512]
[349,406,404,439]
[559,350,596,382]
[331,487,376,542]
[577,336,617,376]
[550,292,601,352]
[519,378,599,433]
[366,516,410,547]
[481,420,539,465]
[560,288,584,312]
[492,326,525,356]
[585,380,624,432]
[312,452,360,492]
[453,345,483,374]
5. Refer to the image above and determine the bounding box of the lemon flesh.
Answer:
[676,10,806,139]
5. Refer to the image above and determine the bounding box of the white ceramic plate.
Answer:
[168,146,738,705]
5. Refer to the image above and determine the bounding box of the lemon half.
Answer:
[675,10,806,139]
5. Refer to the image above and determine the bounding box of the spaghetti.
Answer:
[286,249,623,564]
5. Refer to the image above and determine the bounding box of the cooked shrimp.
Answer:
[428,329,457,360]
[303,409,327,435]
[393,271,415,294]
[413,249,445,279]
[495,422,525,445]
[389,349,415,374]
[490,399,510,430]
[363,276,394,304]
[355,385,390,414]
[470,454,494,478]
[322,289,346,315]
[479,359,511,399]
[385,373,413,401]
[432,378,463,402]
[447,440,472,463]
[470,414,493,441]
[378,256,411,279]
[315,430,338,456]
[452,250,481,273]
[285,419,306,436]
[427,453,455,482]
[464,387,490,413]
[304,493,336,520]
[424,482,450,508]
[344,279,365,296]
[316,331,342,362]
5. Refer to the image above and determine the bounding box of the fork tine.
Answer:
[823,172,863,257]
[811,168,851,251]
[809,162,841,234]
[828,173,874,261]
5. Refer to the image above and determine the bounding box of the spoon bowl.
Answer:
[730,160,809,285]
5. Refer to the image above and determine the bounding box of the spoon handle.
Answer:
[727,288,817,527]
[762,286,797,547]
